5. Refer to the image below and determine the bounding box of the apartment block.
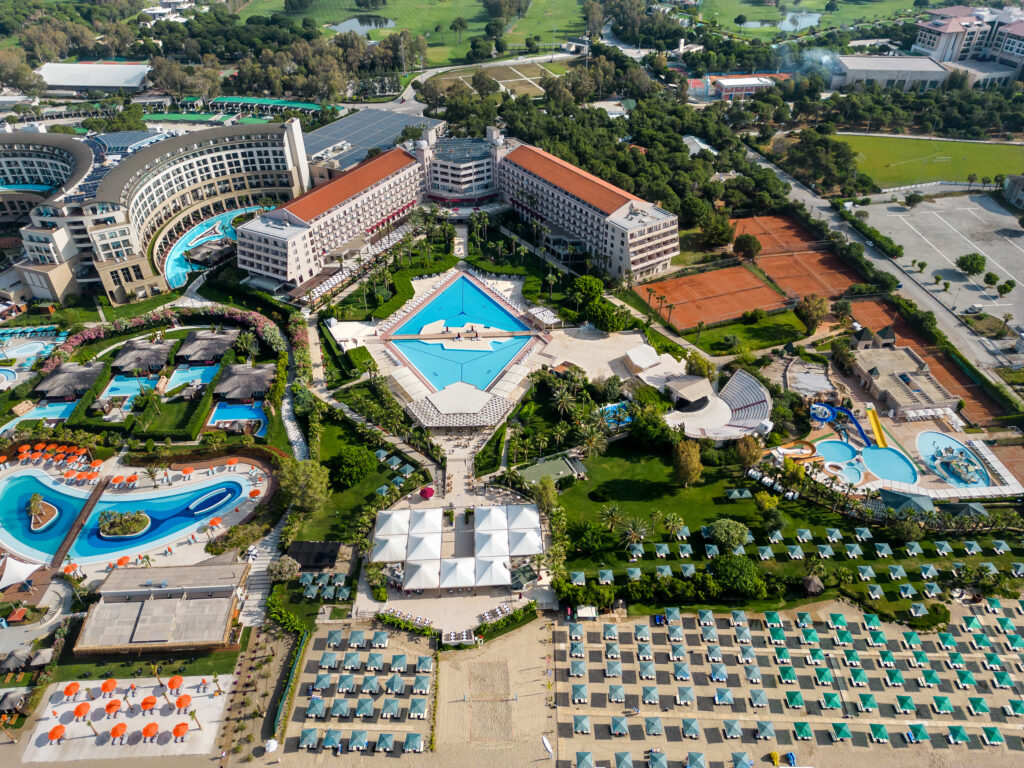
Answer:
[912,5,1024,73]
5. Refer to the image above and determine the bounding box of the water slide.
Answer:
[865,405,888,449]
[810,403,873,447]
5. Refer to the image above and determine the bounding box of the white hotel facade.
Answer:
[236,128,679,288]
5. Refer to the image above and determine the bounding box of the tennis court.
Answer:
[851,299,1004,425]
[635,266,786,329]
[758,250,861,298]
[732,214,824,254]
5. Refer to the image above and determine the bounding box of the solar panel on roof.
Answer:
[302,109,444,168]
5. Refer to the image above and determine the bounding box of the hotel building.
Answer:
[3,121,308,303]
[912,5,1024,72]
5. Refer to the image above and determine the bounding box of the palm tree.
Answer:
[581,425,607,458]
[553,387,575,416]
[546,271,557,299]
[552,422,570,448]
[620,516,648,547]
[805,554,826,578]
[144,466,159,487]
[695,320,706,345]
[663,512,685,540]
[599,503,623,532]
[645,286,656,311]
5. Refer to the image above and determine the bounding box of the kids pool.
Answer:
[916,430,990,487]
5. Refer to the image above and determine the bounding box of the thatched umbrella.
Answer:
[803,575,824,596]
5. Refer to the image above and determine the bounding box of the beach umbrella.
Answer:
[182,467,194,477]
[54,453,65,462]
[63,682,80,700]
[125,475,137,484]
[173,722,188,739]
[115,556,130,568]
[142,722,159,741]
[33,443,46,451]
[62,469,76,479]
[140,695,157,712]
[101,678,117,695]
[46,443,57,451]
[18,453,28,461]
[105,700,121,717]
[48,725,65,743]
[0,455,8,463]
[111,476,124,484]
[167,675,184,692]
[17,444,29,453]
[30,452,42,460]
[208,517,222,528]
[86,471,98,481]
[90,460,102,468]
[419,487,434,499]
[175,694,191,710]
[75,472,87,481]
[73,702,90,720]
[76,448,87,455]
[248,489,260,498]
[110,723,127,740]
[63,564,75,574]
[227,458,239,466]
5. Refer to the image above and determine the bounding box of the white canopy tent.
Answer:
[475,530,510,557]
[506,505,540,530]
[371,535,408,563]
[403,560,440,590]
[474,506,507,531]
[508,528,543,556]
[408,508,443,535]
[439,558,476,589]
[475,557,511,587]
[0,556,40,591]
[406,532,442,561]
[375,509,410,536]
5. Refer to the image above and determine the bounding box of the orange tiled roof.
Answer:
[282,148,417,222]
[503,144,639,215]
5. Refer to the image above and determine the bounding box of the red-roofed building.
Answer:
[912,5,1024,72]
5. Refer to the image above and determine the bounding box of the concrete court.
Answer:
[21,675,231,762]
[868,193,1024,326]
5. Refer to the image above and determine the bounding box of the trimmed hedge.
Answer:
[347,346,374,372]
[832,201,903,259]
[369,254,459,320]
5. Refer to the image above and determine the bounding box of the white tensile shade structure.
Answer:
[372,535,408,563]
[475,557,511,586]
[474,506,508,531]
[475,530,510,557]
[439,558,476,588]
[375,509,410,536]
[0,556,41,591]
[403,560,440,590]
[409,508,443,534]
[506,505,540,530]
[508,528,543,556]
[406,533,442,561]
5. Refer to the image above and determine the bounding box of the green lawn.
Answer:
[699,0,917,41]
[239,0,491,64]
[1,305,102,327]
[670,230,710,267]
[683,310,807,354]
[104,292,181,320]
[556,438,1023,620]
[838,134,1024,187]
[504,0,585,45]
[51,622,249,682]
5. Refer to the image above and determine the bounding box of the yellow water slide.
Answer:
[866,405,888,448]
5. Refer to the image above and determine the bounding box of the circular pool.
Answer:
[817,440,857,463]
[0,367,16,380]
[861,446,919,484]
[916,430,990,487]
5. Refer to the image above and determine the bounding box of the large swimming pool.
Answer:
[392,337,530,391]
[861,446,919,484]
[395,275,528,335]
[163,206,262,289]
[916,430,990,487]
[0,468,252,563]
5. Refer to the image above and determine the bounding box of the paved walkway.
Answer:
[237,517,286,626]
[0,580,73,656]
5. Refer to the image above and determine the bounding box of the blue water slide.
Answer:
[810,402,872,446]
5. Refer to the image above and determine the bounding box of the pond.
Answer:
[328,15,395,35]
[742,12,821,31]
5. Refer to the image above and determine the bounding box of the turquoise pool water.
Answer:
[392,337,530,391]
[163,206,262,289]
[0,401,78,435]
[208,401,268,437]
[817,440,863,485]
[395,275,528,335]
[2,340,54,360]
[166,365,218,390]
[602,402,633,428]
[0,469,251,563]
[916,430,990,487]
[102,374,156,407]
[0,368,16,381]
[862,446,919,484]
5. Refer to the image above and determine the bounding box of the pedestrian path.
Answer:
[238,517,285,626]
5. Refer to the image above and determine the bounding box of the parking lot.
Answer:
[866,194,1024,328]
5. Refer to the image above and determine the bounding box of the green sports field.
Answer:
[238,0,583,64]
[838,134,1024,188]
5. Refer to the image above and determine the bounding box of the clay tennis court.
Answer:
[732,214,823,253]
[851,299,1004,425]
[635,266,786,329]
[758,250,860,298]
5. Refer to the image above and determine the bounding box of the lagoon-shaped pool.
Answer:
[916,430,990,488]
[0,468,252,563]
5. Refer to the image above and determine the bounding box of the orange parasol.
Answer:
[57,445,68,453]
[0,455,6,463]
[207,517,221,527]
[75,472,87,480]
[17,444,29,452]
[63,682,80,698]
[181,467,194,475]
[54,453,65,461]
[116,556,130,567]
[75,447,87,455]
[46,443,58,451]
[90,460,102,468]
[105,700,121,716]
[111,476,125,484]
[48,725,65,742]
[167,675,184,691]
[33,442,46,451]
[73,702,89,719]
[142,722,159,739]
[175,694,191,710]
[86,472,98,480]
[100,678,117,694]
[17,453,28,460]
[126,475,138,483]
[140,696,157,711]
[63,564,75,574]
[30,452,42,460]
[63,470,75,479]
[226,458,239,466]
[172,722,188,738]
[249,489,260,498]
[110,722,127,739]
